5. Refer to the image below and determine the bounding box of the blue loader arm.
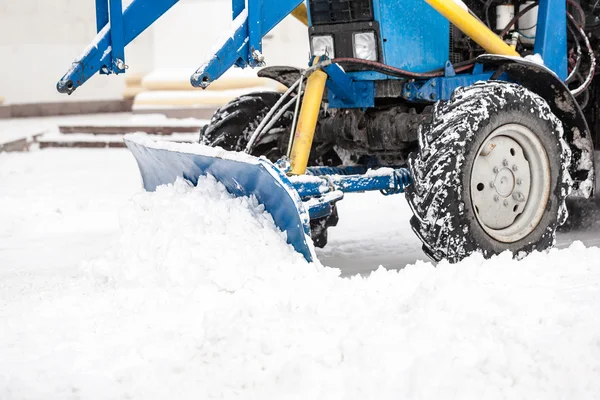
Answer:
[57,0,305,94]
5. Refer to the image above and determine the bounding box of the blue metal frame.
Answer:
[58,0,180,93]
[191,0,303,88]
[534,0,568,80]
[401,63,494,102]
[322,62,375,109]
[60,0,568,100]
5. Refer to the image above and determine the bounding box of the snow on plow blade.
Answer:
[124,135,315,262]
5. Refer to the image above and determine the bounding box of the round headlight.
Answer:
[353,31,377,61]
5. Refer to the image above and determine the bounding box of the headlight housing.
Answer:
[353,31,377,61]
[311,35,335,57]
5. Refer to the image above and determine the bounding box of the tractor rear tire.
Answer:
[406,81,572,263]
[200,91,340,248]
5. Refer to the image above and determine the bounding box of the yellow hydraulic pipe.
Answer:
[425,0,519,56]
[291,4,309,26]
[289,67,327,175]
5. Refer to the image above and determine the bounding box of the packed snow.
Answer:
[1,149,600,399]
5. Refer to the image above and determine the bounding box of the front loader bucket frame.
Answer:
[57,0,306,94]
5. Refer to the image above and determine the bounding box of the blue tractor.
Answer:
[58,0,599,263]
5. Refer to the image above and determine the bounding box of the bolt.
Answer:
[489,181,495,188]
[503,199,509,207]
[516,178,523,185]
[494,195,500,202]
[493,166,500,173]
[503,159,509,167]
[430,93,436,100]
[513,192,526,202]
[115,58,127,70]
[431,81,437,87]
[512,165,519,172]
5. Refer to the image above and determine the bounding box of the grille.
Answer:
[309,0,374,25]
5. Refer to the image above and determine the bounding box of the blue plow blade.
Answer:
[125,137,315,263]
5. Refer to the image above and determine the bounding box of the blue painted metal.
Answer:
[290,168,412,198]
[403,72,495,102]
[125,138,315,263]
[306,166,368,176]
[372,0,449,72]
[57,0,179,94]
[232,0,245,19]
[322,62,375,109]
[534,0,567,80]
[191,0,304,88]
[247,0,263,57]
[306,201,334,220]
[109,0,126,73]
[95,0,109,33]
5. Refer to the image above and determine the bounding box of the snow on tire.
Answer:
[406,81,572,263]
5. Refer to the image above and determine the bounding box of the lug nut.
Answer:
[512,165,519,171]
[516,178,523,185]
[503,159,509,167]
[490,181,495,188]
[493,167,500,173]
[513,192,526,202]
[503,199,509,206]
[494,195,500,202]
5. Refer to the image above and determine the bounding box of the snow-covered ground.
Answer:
[2,148,600,399]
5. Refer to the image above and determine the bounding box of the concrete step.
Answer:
[58,124,203,135]
[36,132,199,149]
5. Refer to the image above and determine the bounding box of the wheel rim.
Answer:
[470,124,551,243]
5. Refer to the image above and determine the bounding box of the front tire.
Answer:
[406,81,572,263]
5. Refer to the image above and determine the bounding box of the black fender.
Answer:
[479,54,596,199]
[257,66,302,89]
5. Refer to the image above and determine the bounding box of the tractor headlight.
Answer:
[311,35,335,57]
[353,31,377,61]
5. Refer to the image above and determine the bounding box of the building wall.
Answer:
[0,0,308,105]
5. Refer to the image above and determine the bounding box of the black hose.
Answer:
[567,0,586,29]
[566,22,582,84]
[567,12,596,97]
[330,58,474,80]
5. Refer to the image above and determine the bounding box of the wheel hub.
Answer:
[470,124,550,243]
[494,167,516,197]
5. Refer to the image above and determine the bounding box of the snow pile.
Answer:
[89,177,308,288]
[2,175,600,399]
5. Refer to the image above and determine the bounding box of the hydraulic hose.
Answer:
[330,58,474,79]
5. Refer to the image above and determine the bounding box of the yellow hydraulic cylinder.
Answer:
[291,4,309,26]
[289,68,328,175]
[425,0,519,57]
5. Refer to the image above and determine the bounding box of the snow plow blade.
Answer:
[124,135,315,262]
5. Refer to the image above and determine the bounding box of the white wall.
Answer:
[0,0,308,105]
[0,1,132,104]
[151,0,309,69]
